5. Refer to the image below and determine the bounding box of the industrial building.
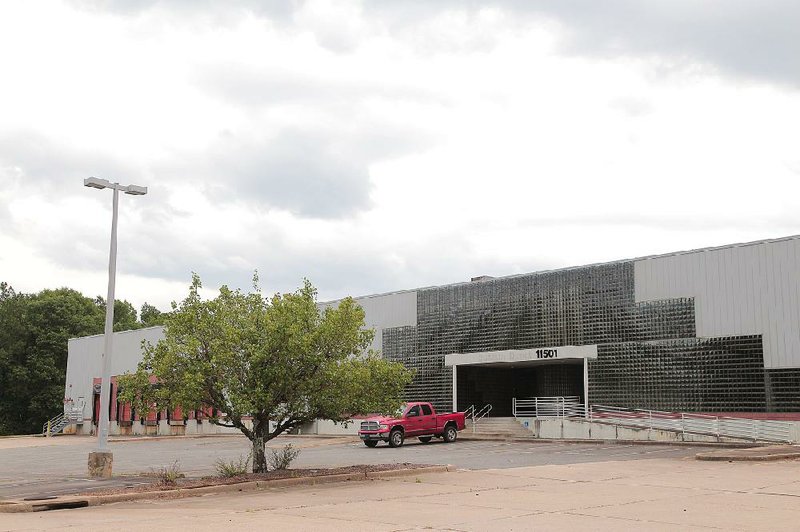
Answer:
[63,235,800,436]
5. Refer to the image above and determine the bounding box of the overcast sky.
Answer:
[1,1,799,312]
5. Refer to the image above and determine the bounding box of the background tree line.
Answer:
[0,281,166,435]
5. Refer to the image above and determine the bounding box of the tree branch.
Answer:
[268,417,302,441]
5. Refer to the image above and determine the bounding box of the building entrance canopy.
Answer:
[446,345,596,415]
[444,345,598,368]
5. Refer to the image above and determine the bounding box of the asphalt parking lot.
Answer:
[5,449,800,531]
[0,434,704,500]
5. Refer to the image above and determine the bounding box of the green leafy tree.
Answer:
[0,285,106,434]
[113,300,140,331]
[93,297,142,331]
[0,282,149,435]
[119,275,413,472]
[140,302,166,327]
[0,283,29,435]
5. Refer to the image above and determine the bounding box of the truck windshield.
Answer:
[395,404,407,417]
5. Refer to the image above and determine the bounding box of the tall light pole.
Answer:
[84,177,147,478]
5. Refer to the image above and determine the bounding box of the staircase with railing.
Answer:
[42,406,84,437]
[465,403,496,434]
[463,404,536,438]
[465,403,493,425]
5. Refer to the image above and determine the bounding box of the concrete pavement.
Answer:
[0,434,705,501]
[3,457,800,530]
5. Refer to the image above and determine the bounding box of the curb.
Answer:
[696,452,800,462]
[0,465,451,513]
[696,447,800,462]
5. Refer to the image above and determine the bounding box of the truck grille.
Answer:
[360,421,379,431]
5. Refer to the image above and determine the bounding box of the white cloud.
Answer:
[0,0,799,314]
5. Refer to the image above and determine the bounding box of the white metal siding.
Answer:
[64,327,165,420]
[319,290,417,354]
[635,239,800,369]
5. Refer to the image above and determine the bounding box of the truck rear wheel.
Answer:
[418,436,432,443]
[364,440,378,448]
[388,429,404,448]
[443,424,457,443]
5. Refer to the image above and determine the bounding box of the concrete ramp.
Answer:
[516,417,800,444]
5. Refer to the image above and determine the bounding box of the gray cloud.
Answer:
[367,0,800,87]
[0,125,381,225]
[525,0,800,87]
[193,62,443,159]
[203,130,372,218]
[180,62,444,217]
[68,0,296,21]
[188,65,442,218]
[0,131,150,268]
[0,131,140,192]
[0,129,364,283]
[0,117,423,287]
[69,1,800,86]
[0,131,176,276]
[195,64,450,110]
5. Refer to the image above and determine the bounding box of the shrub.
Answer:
[268,444,301,470]
[214,453,251,478]
[154,460,184,486]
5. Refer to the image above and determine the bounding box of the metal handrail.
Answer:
[513,396,584,418]
[474,404,492,421]
[42,405,84,437]
[464,405,476,420]
[469,404,493,433]
[465,404,493,423]
[589,404,795,443]
[42,413,65,437]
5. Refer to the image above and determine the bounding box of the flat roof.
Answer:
[67,325,164,342]
[325,233,800,303]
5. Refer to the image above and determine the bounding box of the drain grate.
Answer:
[32,500,89,511]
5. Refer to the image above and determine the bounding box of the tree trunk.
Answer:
[252,434,267,473]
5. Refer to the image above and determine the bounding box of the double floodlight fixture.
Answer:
[84,177,148,196]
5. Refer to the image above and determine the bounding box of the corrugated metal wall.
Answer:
[64,326,165,420]
[635,237,800,369]
[321,290,417,353]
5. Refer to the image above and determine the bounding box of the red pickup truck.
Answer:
[358,402,466,448]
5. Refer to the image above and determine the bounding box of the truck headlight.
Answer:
[379,424,389,430]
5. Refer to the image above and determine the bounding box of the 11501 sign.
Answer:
[535,349,558,359]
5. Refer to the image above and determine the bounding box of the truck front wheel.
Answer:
[388,429,404,448]
[443,425,457,443]
[364,440,378,448]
